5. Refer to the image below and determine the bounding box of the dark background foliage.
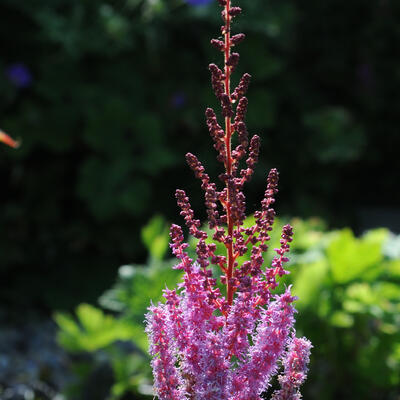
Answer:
[0,0,399,397]
[1,0,399,312]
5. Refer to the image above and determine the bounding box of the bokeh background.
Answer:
[0,0,399,399]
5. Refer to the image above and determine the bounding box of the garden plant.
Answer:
[2,0,399,321]
[145,1,312,399]
[56,216,400,400]
[1,1,400,399]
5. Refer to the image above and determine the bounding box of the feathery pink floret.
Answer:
[271,336,312,400]
[195,330,230,400]
[146,258,309,400]
[145,304,183,400]
[230,288,297,400]
[224,291,259,361]
[176,263,228,399]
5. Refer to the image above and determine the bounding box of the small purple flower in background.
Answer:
[357,63,374,90]
[185,0,213,6]
[170,92,187,109]
[5,63,32,88]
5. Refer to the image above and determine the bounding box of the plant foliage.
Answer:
[2,0,400,311]
[56,216,400,399]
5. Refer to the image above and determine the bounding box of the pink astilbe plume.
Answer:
[145,1,312,399]
[271,337,312,400]
[145,303,182,400]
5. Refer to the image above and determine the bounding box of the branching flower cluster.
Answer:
[146,1,311,399]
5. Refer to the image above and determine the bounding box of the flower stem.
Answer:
[224,0,234,306]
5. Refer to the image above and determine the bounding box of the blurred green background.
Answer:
[0,0,399,399]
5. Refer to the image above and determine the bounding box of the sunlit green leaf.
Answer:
[141,215,170,260]
[330,310,354,328]
[327,229,383,283]
[76,303,106,332]
[293,259,329,309]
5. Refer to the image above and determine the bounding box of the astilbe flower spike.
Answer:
[271,336,312,400]
[145,1,312,399]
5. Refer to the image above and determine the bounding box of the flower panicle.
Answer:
[145,304,183,400]
[230,288,297,399]
[146,1,311,398]
[271,337,313,400]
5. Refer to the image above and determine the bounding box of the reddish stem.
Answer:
[224,0,234,306]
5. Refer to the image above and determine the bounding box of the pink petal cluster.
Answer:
[145,303,182,400]
[271,337,313,400]
[146,268,308,400]
[146,0,311,398]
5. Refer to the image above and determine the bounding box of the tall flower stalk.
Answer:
[145,1,312,399]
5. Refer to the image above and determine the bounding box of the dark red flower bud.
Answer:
[232,73,251,101]
[226,53,240,69]
[220,93,233,118]
[209,63,225,100]
[211,39,225,51]
[228,7,242,17]
[236,121,249,148]
[246,135,260,168]
[231,33,245,46]
[234,96,248,124]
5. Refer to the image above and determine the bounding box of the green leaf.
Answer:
[345,283,374,305]
[289,217,327,251]
[54,312,82,352]
[99,261,181,322]
[374,282,400,302]
[293,259,329,309]
[330,310,354,328]
[76,303,105,332]
[362,228,389,245]
[141,215,169,260]
[327,229,384,284]
[386,260,400,278]
[54,312,81,336]
[343,299,366,313]
[56,303,145,352]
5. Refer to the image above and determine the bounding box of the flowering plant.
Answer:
[145,1,311,399]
